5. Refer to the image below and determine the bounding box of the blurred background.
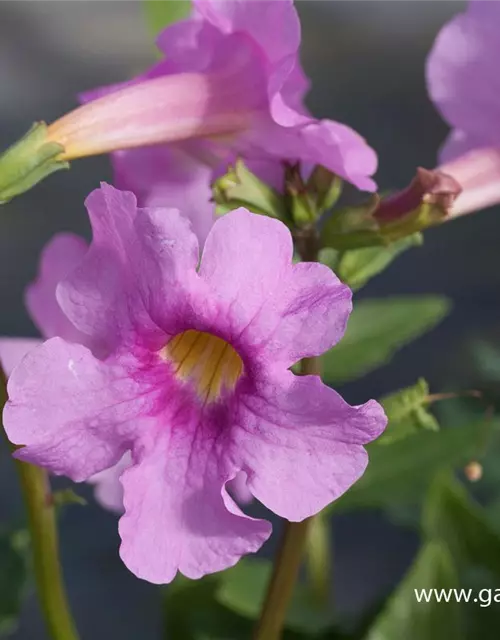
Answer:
[2,1,496,638]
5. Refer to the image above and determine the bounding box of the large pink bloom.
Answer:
[77,0,377,244]
[4,184,385,583]
[427,0,500,216]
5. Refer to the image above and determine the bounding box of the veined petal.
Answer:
[119,420,271,584]
[199,208,352,365]
[3,338,150,481]
[233,370,387,521]
[57,184,200,353]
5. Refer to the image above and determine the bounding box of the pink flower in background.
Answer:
[4,184,386,583]
[427,0,500,217]
[75,0,377,243]
[0,233,131,512]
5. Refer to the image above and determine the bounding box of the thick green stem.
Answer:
[0,373,79,640]
[18,470,79,640]
[253,518,311,640]
[15,461,80,640]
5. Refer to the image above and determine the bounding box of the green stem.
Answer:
[253,518,311,640]
[305,513,331,608]
[253,357,321,640]
[15,461,80,640]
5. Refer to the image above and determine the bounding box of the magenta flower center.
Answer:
[161,330,244,403]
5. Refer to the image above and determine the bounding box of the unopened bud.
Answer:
[307,165,343,214]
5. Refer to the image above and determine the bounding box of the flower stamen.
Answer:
[162,330,243,403]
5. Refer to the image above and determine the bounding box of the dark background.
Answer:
[1,1,495,638]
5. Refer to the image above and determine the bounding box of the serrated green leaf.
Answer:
[0,532,28,636]
[216,558,334,635]
[377,379,438,445]
[332,420,493,513]
[322,296,451,384]
[144,0,191,39]
[335,234,422,291]
[366,541,462,640]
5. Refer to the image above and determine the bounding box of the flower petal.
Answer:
[439,129,479,164]
[194,0,300,71]
[119,423,271,584]
[200,208,351,365]
[113,145,214,247]
[3,338,150,481]
[426,3,500,150]
[25,233,89,343]
[0,338,41,377]
[88,453,131,514]
[249,117,378,192]
[234,370,386,521]
[57,184,200,353]
[228,470,253,505]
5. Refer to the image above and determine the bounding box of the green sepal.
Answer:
[334,233,422,290]
[0,123,69,204]
[306,166,342,214]
[212,158,288,221]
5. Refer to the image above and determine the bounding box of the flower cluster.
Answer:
[50,0,378,243]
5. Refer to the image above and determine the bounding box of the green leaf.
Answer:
[333,420,493,513]
[144,0,191,39]
[377,378,439,445]
[335,234,422,291]
[0,532,28,636]
[216,558,334,635]
[473,341,500,382]
[423,474,500,576]
[322,296,451,384]
[366,541,462,640]
[164,574,250,640]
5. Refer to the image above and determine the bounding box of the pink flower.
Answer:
[3,184,385,583]
[72,0,377,243]
[0,233,131,512]
[426,1,500,217]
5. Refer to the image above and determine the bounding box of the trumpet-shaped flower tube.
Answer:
[75,0,377,235]
[3,184,386,583]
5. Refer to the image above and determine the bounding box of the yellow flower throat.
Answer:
[162,330,244,403]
